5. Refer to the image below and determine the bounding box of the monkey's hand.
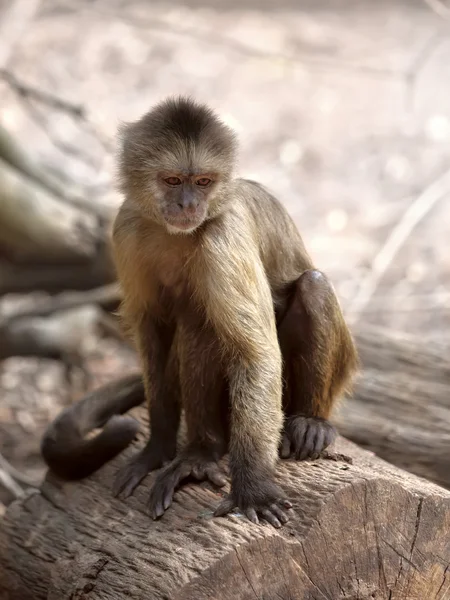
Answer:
[280,415,336,461]
[214,478,292,529]
[113,437,176,498]
[148,452,227,519]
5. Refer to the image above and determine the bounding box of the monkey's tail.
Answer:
[41,374,145,480]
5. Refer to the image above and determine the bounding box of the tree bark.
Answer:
[335,328,450,490]
[0,436,449,600]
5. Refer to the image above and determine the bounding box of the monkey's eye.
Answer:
[164,177,182,186]
[196,178,212,187]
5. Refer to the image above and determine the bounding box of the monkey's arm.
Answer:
[111,208,180,497]
[197,216,290,526]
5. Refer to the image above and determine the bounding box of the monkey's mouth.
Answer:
[164,216,204,234]
[163,207,207,234]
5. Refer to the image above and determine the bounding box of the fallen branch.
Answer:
[0,243,115,295]
[0,70,83,118]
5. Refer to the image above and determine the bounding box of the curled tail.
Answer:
[41,375,145,480]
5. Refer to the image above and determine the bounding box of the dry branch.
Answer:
[0,124,113,218]
[0,306,104,361]
[0,283,120,323]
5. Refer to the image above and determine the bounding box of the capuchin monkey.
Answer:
[41,97,358,528]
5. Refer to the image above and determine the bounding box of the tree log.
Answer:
[0,437,449,599]
[335,328,450,490]
[0,124,112,219]
[0,158,99,263]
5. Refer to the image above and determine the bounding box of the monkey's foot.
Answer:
[280,415,336,461]
[214,480,292,529]
[112,440,175,499]
[148,454,227,519]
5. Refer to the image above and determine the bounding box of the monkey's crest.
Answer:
[118,96,237,186]
[117,96,238,230]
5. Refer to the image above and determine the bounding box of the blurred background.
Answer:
[0,0,449,510]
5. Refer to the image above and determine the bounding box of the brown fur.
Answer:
[41,97,358,528]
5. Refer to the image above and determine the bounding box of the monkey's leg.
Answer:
[113,322,180,498]
[278,269,358,460]
[148,324,228,520]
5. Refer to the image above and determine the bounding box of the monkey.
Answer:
[41,96,358,528]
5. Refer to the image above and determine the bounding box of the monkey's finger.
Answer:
[148,464,183,518]
[205,465,227,487]
[310,426,326,460]
[244,507,259,525]
[269,503,290,524]
[260,508,281,529]
[192,465,206,480]
[148,488,165,519]
[163,486,175,511]
[214,497,235,517]
[280,434,291,459]
[298,425,316,461]
[291,421,307,454]
[323,424,337,449]
[112,462,148,498]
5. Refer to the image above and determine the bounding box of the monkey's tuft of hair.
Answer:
[118,96,237,189]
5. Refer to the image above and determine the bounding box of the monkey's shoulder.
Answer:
[234,178,314,278]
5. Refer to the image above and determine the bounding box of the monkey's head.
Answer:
[118,96,237,234]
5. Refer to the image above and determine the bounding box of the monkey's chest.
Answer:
[157,267,199,321]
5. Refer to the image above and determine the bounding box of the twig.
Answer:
[1,69,114,154]
[347,169,450,325]
[0,123,109,218]
[0,68,84,117]
[0,452,39,488]
[0,467,24,499]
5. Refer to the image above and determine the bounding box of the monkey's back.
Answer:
[236,179,314,292]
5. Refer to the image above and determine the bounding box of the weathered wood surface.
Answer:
[0,436,449,600]
[337,328,450,490]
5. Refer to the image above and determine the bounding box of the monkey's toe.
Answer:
[281,416,336,461]
[214,495,292,528]
[148,466,185,519]
[148,456,227,519]
[113,443,171,498]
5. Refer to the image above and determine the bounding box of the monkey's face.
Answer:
[155,173,217,234]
